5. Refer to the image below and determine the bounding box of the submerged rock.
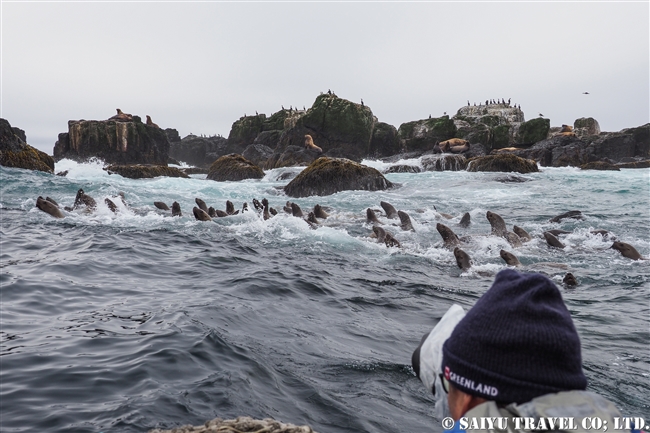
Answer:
[104,164,190,179]
[580,161,620,171]
[284,157,393,198]
[383,164,422,174]
[206,153,265,181]
[467,154,539,173]
[0,118,54,173]
[421,154,467,171]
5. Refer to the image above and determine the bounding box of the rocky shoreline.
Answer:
[1,94,648,185]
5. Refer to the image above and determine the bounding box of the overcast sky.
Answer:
[2,1,648,154]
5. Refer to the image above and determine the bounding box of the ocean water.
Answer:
[1,158,649,432]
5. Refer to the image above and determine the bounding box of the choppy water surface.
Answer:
[1,158,649,432]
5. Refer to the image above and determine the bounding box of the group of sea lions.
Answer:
[35,189,125,218]
[107,108,160,128]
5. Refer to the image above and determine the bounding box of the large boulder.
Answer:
[573,117,600,138]
[272,94,376,165]
[284,157,393,198]
[169,134,229,168]
[421,154,468,171]
[206,154,264,181]
[54,117,170,165]
[510,135,587,167]
[0,118,54,173]
[242,143,275,167]
[515,118,550,145]
[397,116,456,153]
[467,154,539,173]
[453,104,525,152]
[369,122,401,158]
[104,164,190,179]
[584,124,649,162]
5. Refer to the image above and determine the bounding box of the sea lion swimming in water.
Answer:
[500,249,521,267]
[262,198,271,220]
[214,209,228,217]
[73,189,97,210]
[104,198,117,213]
[486,211,522,247]
[549,210,583,223]
[453,247,472,271]
[313,204,328,219]
[380,201,398,219]
[226,200,236,215]
[513,225,531,242]
[398,210,414,231]
[459,212,471,228]
[45,197,59,207]
[252,198,263,212]
[546,229,571,236]
[307,211,319,225]
[433,205,453,220]
[208,207,216,217]
[437,223,460,248]
[36,196,64,218]
[372,226,400,248]
[172,201,182,217]
[283,201,293,214]
[193,206,212,221]
[543,231,566,249]
[291,202,304,218]
[154,201,170,211]
[195,198,209,214]
[366,208,382,225]
[563,273,578,286]
[611,241,645,260]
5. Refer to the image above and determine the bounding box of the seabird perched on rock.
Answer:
[583,92,590,94]
[361,99,364,106]
[539,113,544,117]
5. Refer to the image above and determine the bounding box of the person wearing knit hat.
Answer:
[413,269,634,432]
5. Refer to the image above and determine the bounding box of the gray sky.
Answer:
[2,1,648,154]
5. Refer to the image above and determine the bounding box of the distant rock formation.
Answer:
[206,153,265,181]
[104,164,190,179]
[169,134,229,168]
[453,104,525,152]
[0,118,54,173]
[284,157,393,198]
[397,116,456,153]
[467,154,539,173]
[54,116,170,165]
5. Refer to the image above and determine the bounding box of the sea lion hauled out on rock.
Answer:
[172,201,182,217]
[380,201,398,219]
[398,210,414,231]
[304,135,323,153]
[109,108,133,122]
[439,138,468,153]
[36,196,64,218]
[611,241,645,260]
[154,201,170,211]
[145,115,160,128]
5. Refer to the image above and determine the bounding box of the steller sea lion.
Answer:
[563,273,578,286]
[366,208,382,225]
[195,198,209,214]
[543,231,565,249]
[105,198,117,213]
[172,201,182,217]
[208,207,217,217]
[242,202,249,213]
[291,202,304,218]
[558,124,576,137]
[513,225,531,242]
[459,212,471,228]
[546,229,571,236]
[304,135,323,153]
[307,211,319,225]
[36,196,64,218]
[253,198,263,212]
[262,198,271,220]
[380,201,398,219]
[73,189,97,210]
[453,247,472,271]
[109,108,133,122]
[283,201,293,214]
[450,143,470,154]
[549,210,582,223]
[313,204,328,219]
[193,206,212,221]
[372,226,401,248]
[45,197,59,207]
[214,209,228,217]
[439,138,469,153]
[145,115,160,128]
[611,241,645,260]
[500,249,522,267]
[154,201,170,211]
[437,223,460,248]
[269,207,278,216]
[486,211,507,236]
[226,200,235,215]
[398,210,414,231]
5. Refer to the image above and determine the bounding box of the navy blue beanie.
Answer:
[441,269,587,404]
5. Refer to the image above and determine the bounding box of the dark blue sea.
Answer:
[1,158,649,432]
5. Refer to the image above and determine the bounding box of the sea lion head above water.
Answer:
[366,208,381,225]
[436,223,460,248]
[611,241,645,260]
[397,210,414,231]
[486,211,507,236]
[36,196,64,218]
[171,201,182,217]
[380,201,398,219]
[499,249,521,267]
[453,247,472,270]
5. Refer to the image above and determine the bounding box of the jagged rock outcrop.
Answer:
[467,154,539,173]
[54,116,170,165]
[165,128,181,143]
[242,143,275,167]
[104,164,190,179]
[169,134,229,168]
[421,154,468,171]
[580,161,620,171]
[206,153,265,181]
[0,118,54,173]
[11,126,27,143]
[453,104,525,151]
[369,122,400,158]
[515,118,550,145]
[284,157,393,198]
[272,94,376,166]
[397,116,456,153]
